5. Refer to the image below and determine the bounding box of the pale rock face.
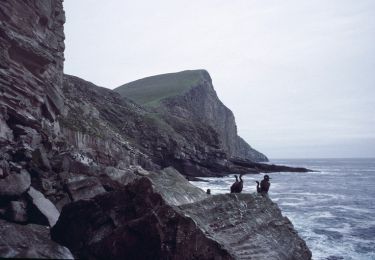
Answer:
[27,187,60,227]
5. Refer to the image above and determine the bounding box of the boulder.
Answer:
[27,187,60,227]
[180,193,312,259]
[51,177,311,259]
[65,176,106,201]
[51,178,232,259]
[0,170,31,198]
[0,219,73,259]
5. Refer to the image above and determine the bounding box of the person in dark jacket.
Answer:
[256,175,271,195]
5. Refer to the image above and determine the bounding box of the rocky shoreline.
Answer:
[0,1,311,259]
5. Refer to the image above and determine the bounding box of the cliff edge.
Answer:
[115,70,268,163]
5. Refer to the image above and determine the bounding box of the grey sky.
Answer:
[63,0,375,159]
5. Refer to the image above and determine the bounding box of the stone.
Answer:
[51,178,232,259]
[0,219,73,259]
[27,187,60,227]
[65,176,106,201]
[0,170,31,198]
[5,200,28,223]
[51,178,311,259]
[147,167,208,205]
[179,193,312,259]
[32,147,51,171]
[104,166,140,186]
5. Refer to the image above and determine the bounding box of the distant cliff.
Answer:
[115,70,268,163]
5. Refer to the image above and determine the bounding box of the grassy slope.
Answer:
[114,70,207,107]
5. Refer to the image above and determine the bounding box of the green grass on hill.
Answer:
[114,70,209,107]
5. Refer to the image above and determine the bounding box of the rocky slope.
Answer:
[115,70,268,162]
[0,1,311,259]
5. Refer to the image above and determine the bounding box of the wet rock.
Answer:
[27,187,60,227]
[0,169,31,198]
[0,219,73,259]
[51,178,232,259]
[65,176,106,201]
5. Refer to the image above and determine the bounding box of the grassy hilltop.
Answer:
[114,70,208,107]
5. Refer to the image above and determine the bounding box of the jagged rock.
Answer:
[0,169,31,197]
[65,176,106,201]
[104,166,140,186]
[0,160,10,177]
[0,219,73,259]
[51,178,311,259]
[27,187,60,227]
[32,147,51,171]
[147,167,208,205]
[51,177,232,259]
[180,194,312,259]
[0,1,65,138]
[5,200,28,223]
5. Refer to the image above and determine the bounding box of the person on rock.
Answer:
[256,175,271,195]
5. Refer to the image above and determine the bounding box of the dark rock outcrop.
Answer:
[52,178,311,260]
[52,178,232,260]
[0,219,73,259]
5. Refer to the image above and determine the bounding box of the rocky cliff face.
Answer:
[0,1,72,258]
[115,70,268,163]
[0,1,311,259]
[0,0,65,140]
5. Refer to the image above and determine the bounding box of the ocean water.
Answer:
[191,158,375,260]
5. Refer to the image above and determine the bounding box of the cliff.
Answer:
[115,70,268,163]
[0,1,311,259]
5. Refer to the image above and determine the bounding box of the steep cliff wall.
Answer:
[0,0,65,143]
[0,1,73,258]
[115,70,268,162]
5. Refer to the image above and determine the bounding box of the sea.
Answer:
[191,158,375,260]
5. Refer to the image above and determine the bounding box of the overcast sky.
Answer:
[63,0,375,159]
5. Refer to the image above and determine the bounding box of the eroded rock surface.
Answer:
[51,178,232,260]
[52,178,311,260]
[0,219,73,259]
[180,194,312,260]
